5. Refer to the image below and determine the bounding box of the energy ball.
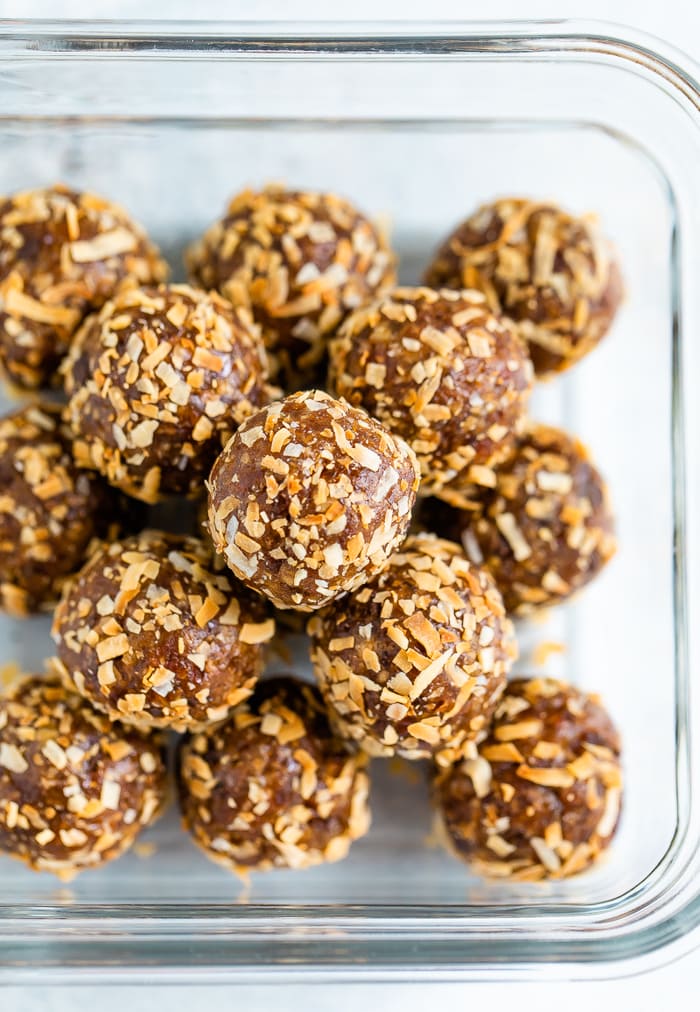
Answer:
[51,530,275,731]
[62,284,271,504]
[0,402,119,617]
[0,184,166,389]
[179,675,370,872]
[426,423,616,615]
[207,389,420,612]
[433,677,622,880]
[424,198,623,377]
[329,286,533,493]
[308,533,517,766]
[0,674,166,879]
[186,184,397,389]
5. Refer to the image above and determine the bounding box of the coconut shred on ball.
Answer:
[207,390,420,611]
[424,198,623,377]
[308,533,517,766]
[51,531,275,731]
[329,286,533,495]
[62,284,271,504]
[423,422,616,615]
[0,402,120,617]
[186,185,397,389]
[178,676,370,873]
[0,675,167,879]
[0,184,167,389]
[433,677,622,880]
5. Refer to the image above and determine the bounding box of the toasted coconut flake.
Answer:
[69,227,137,263]
[3,287,80,327]
[495,512,532,562]
[0,742,28,774]
[530,835,561,873]
[239,619,275,645]
[516,764,575,789]
[462,756,492,798]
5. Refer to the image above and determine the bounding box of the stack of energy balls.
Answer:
[0,182,622,884]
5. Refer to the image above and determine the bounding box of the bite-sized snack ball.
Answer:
[424,423,616,615]
[0,402,122,617]
[424,198,623,377]
[187,184,397,388]
[0,184,167,388]
[51,530,275,731]
[207,389,420,612]
[179,675,370,872]
[433,677,622,880]
[62,284,271,504]
[308,533,517,767]
[0,674,166,879]
[329,286,533,494]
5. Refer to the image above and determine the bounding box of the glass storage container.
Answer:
[0,18,699,983]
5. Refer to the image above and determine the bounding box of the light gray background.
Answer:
[0,0,699,1008]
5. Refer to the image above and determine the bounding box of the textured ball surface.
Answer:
[63,283,270,503]
[207,389,420,611]
[187,185,396,388]
[329,285,533,493]
[179,675,370,872]
[424,423,616,614]
[0,185,166,388]
[52,531,274,731]
[0,675,166,879]
[308,533,517,766]
[424,198,622,377]
[433,677,622,879]
[0,403,119,616]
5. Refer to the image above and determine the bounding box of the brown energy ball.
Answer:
[0,402,121,617]
[62,283,271,504]
[179,675,370,872]
[328,286,533,494]
[424,423,616,615]
[51,530,275,732]
[308,533,517,767]
[207,389,420,612]
[0,674,166,879]
[424,198,623,377]
[433,677,622,880]
[0,184,167,389]
[186,184,397,388]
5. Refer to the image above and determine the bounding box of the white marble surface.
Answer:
[0,0,699,1006]
[3,969,700,1012]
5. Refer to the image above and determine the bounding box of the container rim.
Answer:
[0,17,696,94]
[0,17,698,983]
